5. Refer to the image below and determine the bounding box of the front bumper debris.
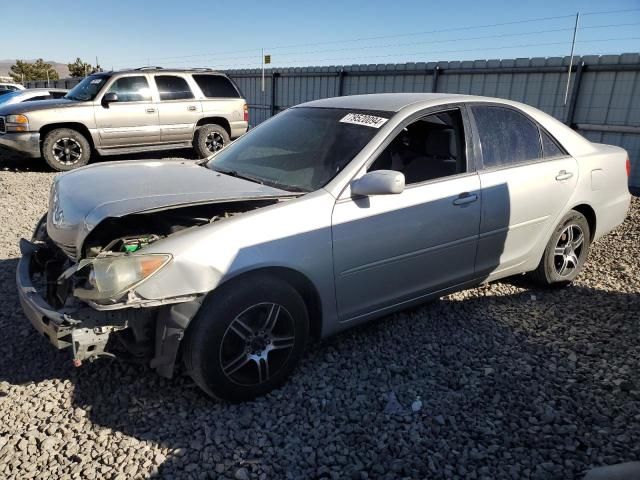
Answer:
[16,239,150,364]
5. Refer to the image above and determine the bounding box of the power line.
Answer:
[108,7,640,69]
[157,22,640,67]
[208,36,640,69]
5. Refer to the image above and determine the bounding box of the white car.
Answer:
[0,88,68,106]
[0,82,25,92]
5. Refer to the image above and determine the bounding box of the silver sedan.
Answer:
[17,93,631,401]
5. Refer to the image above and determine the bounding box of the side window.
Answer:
[471,106,542,168]
[369,109,466,185]
[193,75,240,98]
[50,91,67,99]
[25,95,50,101]
[106,76,151,102]
[541,129,566,158]
[154,75,194,101]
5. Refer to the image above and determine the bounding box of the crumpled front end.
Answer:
[16,237,166,369]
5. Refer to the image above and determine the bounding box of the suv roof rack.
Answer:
[189,68,215,72]
[134,66,165,71]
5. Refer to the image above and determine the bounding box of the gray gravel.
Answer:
[1,152,639,479]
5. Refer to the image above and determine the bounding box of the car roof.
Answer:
[298,92,545,112]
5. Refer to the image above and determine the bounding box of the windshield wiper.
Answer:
[212,166,264,185]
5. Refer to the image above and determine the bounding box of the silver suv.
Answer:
[0,67,248,171]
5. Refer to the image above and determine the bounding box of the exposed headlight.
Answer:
[6,114,29,132]
[74,254,171,302]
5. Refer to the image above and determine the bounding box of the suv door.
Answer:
[94,75,160,147]
[332,107,481,321]
[152,74,202,143]
[470,105,578,278]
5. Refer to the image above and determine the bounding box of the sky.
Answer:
[2,0,639,70]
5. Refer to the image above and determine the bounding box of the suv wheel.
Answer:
[193,124,230,158]
[182,274,309,402]
[42,128,91,171]
[529,210,591,287]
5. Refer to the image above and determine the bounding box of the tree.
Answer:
[9,59,59,82]
[68,58,103,77]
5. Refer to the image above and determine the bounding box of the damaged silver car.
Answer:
[17,93,631,401]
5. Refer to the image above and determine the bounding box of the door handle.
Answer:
[187,105,197,111]
[453,192,478,206]
[555,170,574,181]
[146,107,156,113]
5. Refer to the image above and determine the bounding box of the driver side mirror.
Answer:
[351,170,405,196]
[101,92,118,107]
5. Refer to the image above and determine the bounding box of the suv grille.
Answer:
[0,117,5,134]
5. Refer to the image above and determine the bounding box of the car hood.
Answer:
[46,159,293,255]
[0,98,80,115]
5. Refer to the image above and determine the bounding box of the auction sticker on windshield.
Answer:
[340,113,388,128]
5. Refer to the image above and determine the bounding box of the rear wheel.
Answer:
[182,274,309,402]
[42,128,91,171]
[193,124,229,158]
[529,210,590,286]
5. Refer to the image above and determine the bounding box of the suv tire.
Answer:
[183,274,309,402]
[42,128,91,171]
[193,124,230,158]
[529,210,591,287]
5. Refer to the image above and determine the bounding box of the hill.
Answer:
[0,59,70,80]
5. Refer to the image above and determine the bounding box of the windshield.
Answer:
[65,74,111,101]
[207,107,391,192]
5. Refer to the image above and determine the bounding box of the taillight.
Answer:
[626,157,631,177]
[243,103,249,123]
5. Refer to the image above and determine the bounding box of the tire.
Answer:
[529,210,591,287]
[42,128,91,171]
[182,274,309,402]
[193,124,230,158]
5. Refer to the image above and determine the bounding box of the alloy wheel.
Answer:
[205,132,225,153]
[553,224,584,277]
[219,302,296,386]
[52,138,83,165]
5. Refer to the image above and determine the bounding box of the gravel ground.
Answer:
[1,152,639,480]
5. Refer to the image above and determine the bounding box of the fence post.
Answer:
[338,69,345,96]
[431,66,440,93]
[565,61,584,127]
[270,72,279,117]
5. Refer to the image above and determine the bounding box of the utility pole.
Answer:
[46,70,50,87]
[564,12,580,105]
[261,48,265,93]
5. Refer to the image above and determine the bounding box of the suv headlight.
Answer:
[74,254,171,302]
[5,114,29,132]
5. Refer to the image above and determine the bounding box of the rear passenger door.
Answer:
[471,105,578,278]
[153,74,202,143]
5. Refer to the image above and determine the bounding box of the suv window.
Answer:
[155,75,194,101]
[26,95,50,101]
[193,75,240,98]
[106,76,151,102]
[369,109,466,185]
[471,106,542,168]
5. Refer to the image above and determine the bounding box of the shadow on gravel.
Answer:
[1,246,639,478]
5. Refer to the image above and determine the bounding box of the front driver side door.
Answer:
[94,75,160,148]
[331,107,482,322]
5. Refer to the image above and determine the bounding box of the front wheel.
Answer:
[182,275,309,402]
[42,128,91,171]
[193,124,230,158]
[529,210,591,286]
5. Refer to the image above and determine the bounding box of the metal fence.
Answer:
[25,53,640,187]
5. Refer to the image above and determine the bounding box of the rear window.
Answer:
[154,75,194,101]
[193,74,240,98]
